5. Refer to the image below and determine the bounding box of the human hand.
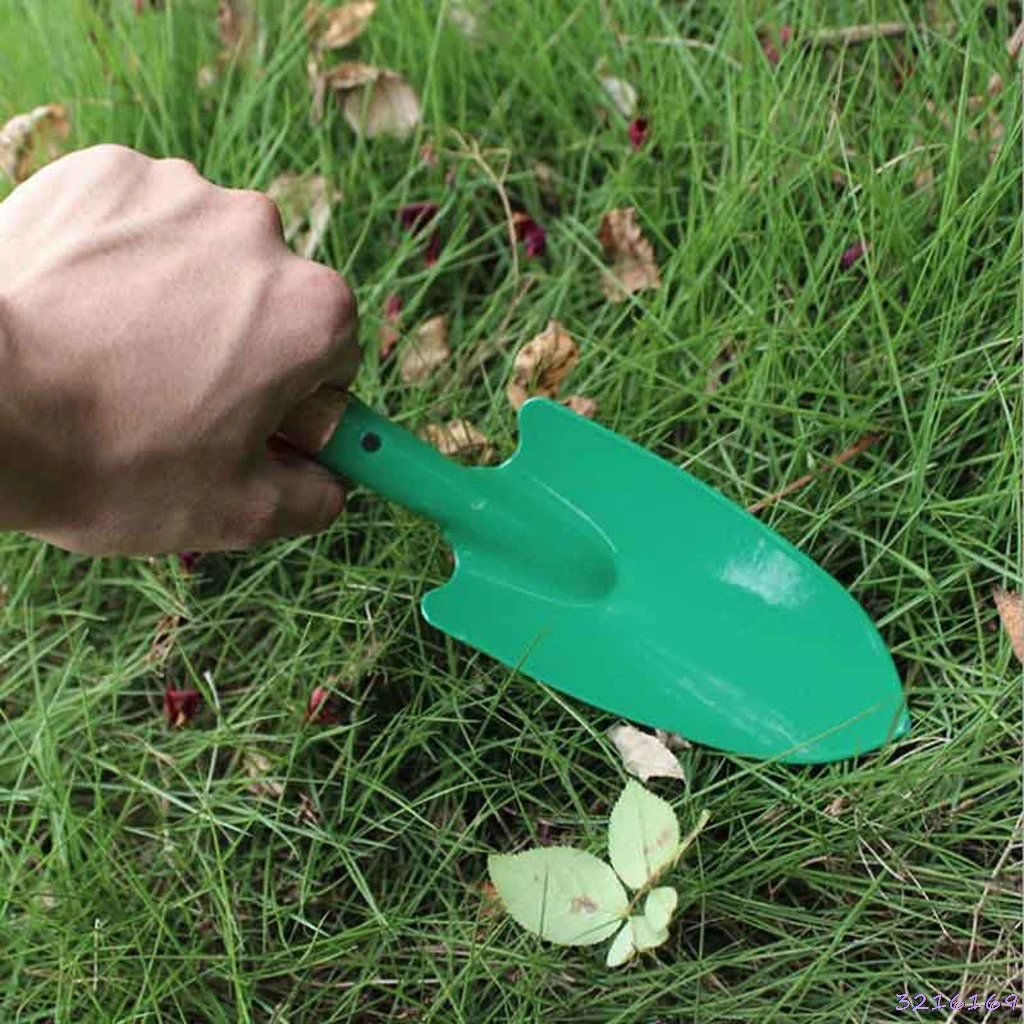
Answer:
[0,143,359,556]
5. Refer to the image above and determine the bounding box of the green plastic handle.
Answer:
[315,396,482,529]
[314,395,615,598]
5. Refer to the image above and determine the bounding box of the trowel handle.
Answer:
[279,386,482,528]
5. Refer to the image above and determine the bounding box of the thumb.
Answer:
[251,455,347,542]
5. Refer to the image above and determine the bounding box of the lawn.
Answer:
[0,0,1021,1021]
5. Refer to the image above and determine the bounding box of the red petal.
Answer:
[164,686,201,728]
[398,203,438,233]
[305,685,339,724]
[628,117,649,150]
[178,552,201,574]
[840,241,868,270]
[424,230,442,266]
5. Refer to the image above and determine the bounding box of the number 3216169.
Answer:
[896,993,1018,1011]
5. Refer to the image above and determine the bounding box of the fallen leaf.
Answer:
[304,0,375,50]
[512,211,546,258]
[840,241,868,270]
[993,589,1023,665]
[379,292,403,359]
[325,62,422,140]
[475,880,503,918]
[598,207,661,302]
[824,795,848,817]
[561,395,598,419]
[400,316,450,383]
[420,419,493,463]
[0,104,71,184]
[449,0,482,40]
[265,171,342,259]
[218,0,256,54]
[147,613,183,667]
[608,724,685,783]
[628,116,649,150]
[164,686,200,728]
[506,319,579,410]
[599,75,637,118]
[654,728,691,751]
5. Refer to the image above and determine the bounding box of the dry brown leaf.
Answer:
[400,315,450,383]
[420,419,493,463]
[608,724,686,783]
[243,751,284,800]
[598,207,661,302]
[599,75,637,118]
[561,395,598,419]
[506,319,579,409]
[0,104,71,184]
[824,795,848,818]
[265,171,341,259]
[305,0,376,49]
[146,613,183,668]
[993,588,1023,665]
[218,0,256,54]
[324,62,422,140]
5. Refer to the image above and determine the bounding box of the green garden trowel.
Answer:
[306,392,910,764]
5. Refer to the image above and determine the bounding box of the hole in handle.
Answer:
[360,431,382,453]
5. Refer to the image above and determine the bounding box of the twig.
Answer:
[746,433,883,515]
[806,22,910,45]
[806,20,958,46]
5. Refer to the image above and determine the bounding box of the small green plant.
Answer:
[488,781,710,967]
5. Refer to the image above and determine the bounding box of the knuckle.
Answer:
[230,188,284,235]
[307,265,358,339]
[82,142,141,165]
[159,155,202,179]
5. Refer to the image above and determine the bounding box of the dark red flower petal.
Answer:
[305,685,340,725]
[398,202,438,233]
[164,686,201,728]
[178,552,201,574]
[424,230,442,266]
[523,224,547,258]
[384,292,403,321]
[628,117,649,150]
[840,241,868,270]
[779,24,793,45]
[512,212,547,259]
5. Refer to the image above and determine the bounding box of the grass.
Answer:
[1,0,1022,1020]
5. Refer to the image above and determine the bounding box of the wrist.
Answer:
[0,293,40,533]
